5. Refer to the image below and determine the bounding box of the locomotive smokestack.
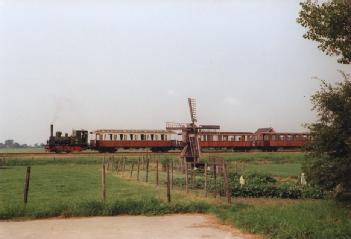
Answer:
[50,124,53,138]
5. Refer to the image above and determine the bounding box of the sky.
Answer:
[0,0,350,145]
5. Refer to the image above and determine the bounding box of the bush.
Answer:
[173,172,324,199]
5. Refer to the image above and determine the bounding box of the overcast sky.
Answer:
[0,0,350,144]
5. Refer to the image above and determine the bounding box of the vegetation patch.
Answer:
[173,172,324,199]
[212,201,351,239]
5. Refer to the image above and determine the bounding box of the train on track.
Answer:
[46,124,310,153]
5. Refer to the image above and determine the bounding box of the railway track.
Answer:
[0,151,180,158]
[0,150,302,158]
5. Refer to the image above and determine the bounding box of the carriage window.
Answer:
[165,135,168,140]
[272,135,277,141]
[114,134,117,140]
[161,134,164,140]
[263,135,270,141]
[119,134,123,140]
[279,135,285,140]
[155,135,159,140]
[141,134,145,140]
[130,134,134,140]
[287,135,292,141]
[135,135,139,140]
[151,134,154,141]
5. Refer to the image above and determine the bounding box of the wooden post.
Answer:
[191,163,195,183]
[23,166,31,205]
[123,158,126,172]
[204,163,208,197]
[185,162,189,193]
[145,156,150,182]
[137,157,140,181]
[213,164,217,198]
[130,161,134,178]
[223,162,231,204]
[116,159,120,174]
[102,164,106,201]
[156,159,159,186]
[171,159,174,189]
[167,163,171,203]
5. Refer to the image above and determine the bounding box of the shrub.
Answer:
[173,172,324,199]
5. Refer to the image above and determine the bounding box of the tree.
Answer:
[303,72,351,191]
[297,0,351,64]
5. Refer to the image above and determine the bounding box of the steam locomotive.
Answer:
[46,124,89,153]
[45,124,310,153]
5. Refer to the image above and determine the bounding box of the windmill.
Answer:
[166,98,220,165]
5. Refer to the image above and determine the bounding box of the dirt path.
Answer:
[0,214,260,239]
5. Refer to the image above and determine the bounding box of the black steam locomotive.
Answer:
[46,124,89,153]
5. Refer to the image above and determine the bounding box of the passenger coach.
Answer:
[90,129,178,153]
[199,128,310,151]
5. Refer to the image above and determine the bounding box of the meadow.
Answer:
[0,151,350,239]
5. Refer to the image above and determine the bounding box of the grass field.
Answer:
[1,152,350,239]
[0,148,45,153]
[0,164,210,219]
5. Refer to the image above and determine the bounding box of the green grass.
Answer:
[212,201,351,239]
[206,152,306,163]
[1,153,351,239]
[0,148,45,153]
[0,164,209,219]
[1,156,105,166]
[242,163,302,177]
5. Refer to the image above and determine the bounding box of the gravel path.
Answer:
[0,215,257,239]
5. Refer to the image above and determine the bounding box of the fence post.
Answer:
[23,166,31,205]
[167,163,171,203]
[137,157,140,181]
[116,158,121,174]
[156,159,159,186]
[171,159,174,189]
[223,162,231,204]
[213,164,217,198]
[130,161,134,178]
[185,162,189,193]
[204,163,208,197]
[123,158,126,173]
[145,156,150,182]
[102,164,106,201]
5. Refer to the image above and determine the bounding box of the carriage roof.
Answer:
[93,129,176,134]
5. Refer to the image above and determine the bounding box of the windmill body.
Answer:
[166,98,220,164]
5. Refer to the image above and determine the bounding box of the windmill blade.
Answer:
[166,122,187,130]
[188,98,197,124]
[199,125,220,130]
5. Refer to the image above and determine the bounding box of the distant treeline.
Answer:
[0,139,44,148]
